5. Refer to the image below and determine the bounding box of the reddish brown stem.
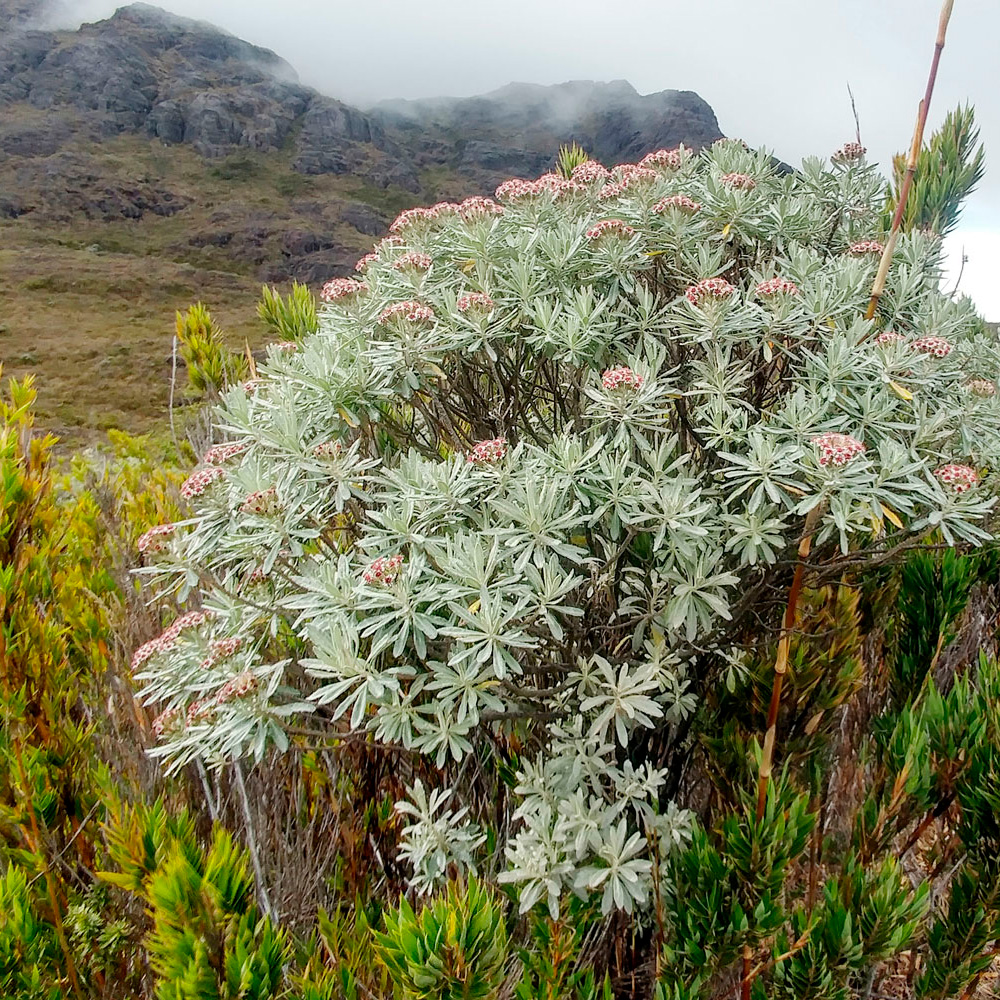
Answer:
[755,505,823,821]
[865,0,955,321]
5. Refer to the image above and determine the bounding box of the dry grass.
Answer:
[0,128,462,444]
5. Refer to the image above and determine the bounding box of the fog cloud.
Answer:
[26,0,1000,315]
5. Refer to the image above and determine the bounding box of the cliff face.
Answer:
[0,2,726,441]
[0,4,725,279]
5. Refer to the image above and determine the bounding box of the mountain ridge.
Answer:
[0,2,725,442]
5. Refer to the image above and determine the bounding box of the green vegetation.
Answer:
[1,101,999,1000]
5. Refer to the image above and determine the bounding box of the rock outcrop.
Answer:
[0,2,726,280]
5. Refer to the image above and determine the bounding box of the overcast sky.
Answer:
[52,0,1000,318]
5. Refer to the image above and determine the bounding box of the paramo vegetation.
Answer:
[3,99,1000,999]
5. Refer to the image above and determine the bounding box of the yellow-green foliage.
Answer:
[887,104,985,237]
[375,878,509,1000]
[176,303,248,398]
[102,800,290,1000]
[258,283,319,343]
[556,142,589,179]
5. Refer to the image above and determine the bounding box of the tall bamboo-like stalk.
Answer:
[744,11,959,994]
[865,0,955,320]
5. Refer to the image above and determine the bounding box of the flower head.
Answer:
[321,277,369,302]
[586,219,636,242]
[137,523,175,555]
[240,378,263,395]
[756,277,800,297]
[571,160,611,183]
[458,196,504,220]
[186,697,215,724]
[379,301,435,325]
[638,148,683,171]
[312,440,344,460]
[468,437,507,464]
[215,670,258,706]
[200,637,243,671]
[653,194,701,215]
[686,277,737,307]
[389,206,442,234]
[457,292,495,314]
[181,466,224,499]
[602,366,644,392]
[967,379,997,398]
[203,441,247,465]
[354,253,379,273]
[272,341,297,353]
[812,432,866,467]
[912,336,953,358]
[721,172,756,190]
[241,487,280,517]
[393,252,433,272]
[609,164,658,192]
[850,240,884,256]
[152,706,182,737]
[934,464,978,493]
[873,330,906,347]
[832,142,867,163]
[131,610,210,670]
[363,554,404,586]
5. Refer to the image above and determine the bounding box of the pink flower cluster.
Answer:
[602,366,644,391]
[313,440,344,459]
[379,301,435,325]
[495,173,580,202]
[355,253,379,273]
[181,466,224,500]
[321,277,369,302]
[812,432,866,467]
[639,148,683,171]
[874,330,906,347]
[832,142,867,163]
[241,378,263,395]
[389,205,443,234]
[586,219,636,241]
[756,277,800,297]
[137,523,175,555]
[241,487,280,516]
[363,553,404,586]
[653,194,701,215]
[152,706,181,737]
[686,277,737,306]
[203,441,247,465]
[200,637,243,671]
[912,336,953,358]
[215,670,258,706]
[458,196,504,220]
[967,379,997,398]
[393,252,433,272]
[130,610,210,671]
[571,160,611,183]
[850,241,884,256]
[457,292,495,313]
[721,172,756,190]
[186,697,214,724]
[934,464,978,493]
[467,437,507,463]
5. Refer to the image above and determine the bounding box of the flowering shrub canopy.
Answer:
[135,140,1000,916]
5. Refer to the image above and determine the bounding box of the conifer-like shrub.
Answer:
[133,140,1000,930]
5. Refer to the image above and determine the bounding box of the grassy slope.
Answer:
[0,128,459,446]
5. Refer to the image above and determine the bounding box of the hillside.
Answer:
[0,2,724,443]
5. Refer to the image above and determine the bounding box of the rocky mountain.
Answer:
[0,3,723,274]
[0,1,723,440]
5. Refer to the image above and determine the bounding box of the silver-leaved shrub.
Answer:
[133,139,999,918]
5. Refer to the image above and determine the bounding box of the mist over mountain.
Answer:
[0,1,723,439]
